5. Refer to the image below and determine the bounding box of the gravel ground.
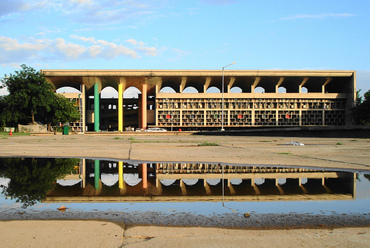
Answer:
[1,208,369,229]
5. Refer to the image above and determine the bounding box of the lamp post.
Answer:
[221,62,236,131]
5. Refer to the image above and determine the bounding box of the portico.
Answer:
[41,69,356,132]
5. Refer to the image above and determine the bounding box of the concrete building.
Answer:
[41,70,356,132]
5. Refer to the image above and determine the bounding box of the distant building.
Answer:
[41,69,356,132]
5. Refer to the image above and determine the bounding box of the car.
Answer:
[145,127,167,132]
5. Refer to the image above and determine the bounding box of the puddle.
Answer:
[0,157,369,227]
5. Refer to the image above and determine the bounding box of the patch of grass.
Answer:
[198,141,219,146]
[259,140,272,142]
[128,137,135,141]
[0,132,30,136]
[278,152,292,155]
[132,140,161,143]
[336,142,343,145]
[114,137,125,140]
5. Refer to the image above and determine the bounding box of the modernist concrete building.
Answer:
[41,70,356,132]
[47,160,355,202]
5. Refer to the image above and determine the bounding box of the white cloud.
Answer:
[126,39,157,56]
[0,36,161,65]
[97,40,118,49]
[138,47,157,56]
[88,45,101,57]
[126,39,137,45]
[54,38,86,59]
[70,34,97,44]
[0,37,48,51]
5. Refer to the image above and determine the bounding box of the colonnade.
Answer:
[42,69,356,132]
[75,80,149,132]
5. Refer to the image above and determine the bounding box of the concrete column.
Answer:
[118,161,124,189]
[204,180,211,195]
[299,77,309,93]
[251,77,261,93]
[275,77,284,93]
[94,83,100,132]
[118,83,123,132]
[179,77,187,93]
[227,179,235,195]
[203,77,211,93]
[156,179,163,194]
[141,83,147,129]
[322,78,332,93]
[180,179,187,195]
[82,159,86,188]
[142,163,148,189]
[94,160,100,189]
[227,77,236,93]
[81,84,86,133]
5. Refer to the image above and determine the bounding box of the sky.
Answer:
[0,0,369,97]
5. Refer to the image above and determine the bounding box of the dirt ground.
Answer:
[1,132,369,170]
[0,132,369,247]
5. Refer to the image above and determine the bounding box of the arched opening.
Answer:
[159,86,176,93]
[101,174,118,187]
[56,86,83,133]
[206,178,221,186]
[124,86,141,99]
[160,179,176,186]
[183,179,198,186]
[182,86,198,93]
[230,87,242,93]
[278,87,286,93]
[301,87,308,93]
[277,178,286,185]
[123,86,142,129]
[254,87,265,93]
[123,173,142,186]
[56,86,81,94]
[206,86,220,93]
[254,178,265,185]
[101,86,118,98]
[230,178,242,185]
[99,87,119,131]
[56,179,81,186]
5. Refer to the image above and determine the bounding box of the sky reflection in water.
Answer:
[0,158,369,217]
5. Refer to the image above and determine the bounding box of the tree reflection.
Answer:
[0,158,79,208]
[365,174,370,182]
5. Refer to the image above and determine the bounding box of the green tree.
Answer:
[0,64,55,125]
[354,89,370,125]
[0,158,79,208]
[0,65,80,130]
[41,94,81,130]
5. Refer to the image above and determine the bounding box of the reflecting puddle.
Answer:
[0,157,369,227]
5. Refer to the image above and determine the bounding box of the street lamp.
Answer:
[221,61,236,131]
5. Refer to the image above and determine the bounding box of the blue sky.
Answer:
[0,0,369,97]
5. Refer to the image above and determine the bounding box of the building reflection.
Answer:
[46,159,356,203]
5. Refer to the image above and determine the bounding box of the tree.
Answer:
[0,65,80,129]
[0,157,79,208]
[0,64,55,125]
[40,94,81,130]
[353,89,370,125]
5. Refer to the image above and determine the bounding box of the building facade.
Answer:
[41,70,356,132]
